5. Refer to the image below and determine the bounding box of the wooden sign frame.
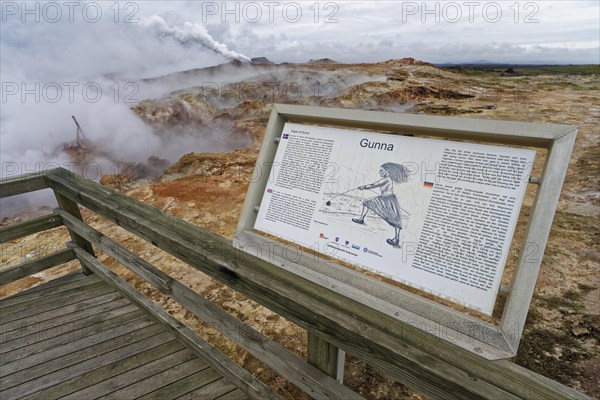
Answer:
[233,104,577,359]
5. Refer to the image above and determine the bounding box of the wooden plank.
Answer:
[61,347,203,400]
[0,278,107,316]
[2,309,145,362]
[0,317,158,382]
[58,209,365,400]
[1,306,141,353]
[0,282,112,323]
[0,248,75,286]
[0,273,96,308]
[0,298,131,343]
[5,332,174,400]
[0,171,47,199]
[0,318,157,378]
[137,368,223,400]
[0,318,163,382]
[101,358,209,400]
[0,213,63,243]
[177,378,240,400]
[217,389,250,400]
[1,291,123,332]
[22,340,185,400]
[71,245,282,400]
[46,168,590,400]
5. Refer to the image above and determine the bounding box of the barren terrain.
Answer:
[2,59,598,399]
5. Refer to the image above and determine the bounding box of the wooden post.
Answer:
[307,331,345,384]
[54,192,95,275]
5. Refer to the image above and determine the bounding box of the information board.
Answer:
[254,123,536,315]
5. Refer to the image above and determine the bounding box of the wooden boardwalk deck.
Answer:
[0,273,247,400]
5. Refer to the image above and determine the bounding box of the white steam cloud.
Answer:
[0,9,254,218]
[140,15,251,63]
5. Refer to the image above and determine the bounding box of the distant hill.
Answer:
[251,57,275,65]
[436,60,559,67]
[308,58,340,64]
[135,60,275,83]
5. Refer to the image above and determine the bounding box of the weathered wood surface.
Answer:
[307,331,344,383]
[58,209,364,400]
[0,212,63,243]
[53,191,95,274]
[0,248,75,285]
[3,290,123,331]
[22,341,185,400]
[71,245,281,400]
[0,280,113,323]
[0,171,48,198]
[1,306,142,355]
[0,278,106,316]
[0,273,255,400]
[45,167,592,400]
[0,272,99,308]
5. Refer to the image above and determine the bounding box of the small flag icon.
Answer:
[320,233,325,238]
[423,182,434,188]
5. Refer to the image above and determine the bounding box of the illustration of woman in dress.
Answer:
[352,162,408,246]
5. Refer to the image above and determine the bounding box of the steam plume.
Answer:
[141,16,251,62]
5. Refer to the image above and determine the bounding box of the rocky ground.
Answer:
[1,59,598,399]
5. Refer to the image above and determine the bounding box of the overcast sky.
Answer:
[1,1,599,82]
[181,0,600,65]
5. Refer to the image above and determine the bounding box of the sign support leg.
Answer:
[307,330,345,385]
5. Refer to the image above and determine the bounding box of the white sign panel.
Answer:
[254,123,536,315]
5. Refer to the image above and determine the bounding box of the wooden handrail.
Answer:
[0,213,63,243]
[0,168,591,400]
[0,171,48,199]
[0,248,75,286]
[43,168,590,400]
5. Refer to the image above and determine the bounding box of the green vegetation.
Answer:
[577,283,596,293]
[516,328,591,385]
[443,64,600,77]
[541,65,600,75]
[542,290,584,312]
[539,81,584,90]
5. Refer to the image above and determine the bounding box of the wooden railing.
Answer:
[0,168,592,400]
